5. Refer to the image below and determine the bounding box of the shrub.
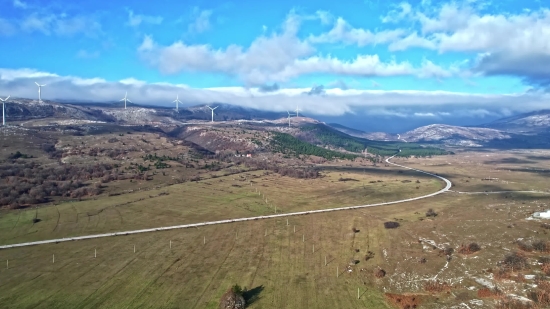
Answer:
[477,287,502,298]
[426,208,438,217]
[458,242,481,255]
[518,240,534,252]
[532,240,548,252]
[374,268,386,278]
[501,251,528,272]
[384,221,400,229]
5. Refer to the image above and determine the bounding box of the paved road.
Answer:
[0,155,452,250]
[449,190,550,195]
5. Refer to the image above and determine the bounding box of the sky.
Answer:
[0,0,549,132]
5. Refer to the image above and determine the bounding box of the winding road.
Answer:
[0,155,452,250]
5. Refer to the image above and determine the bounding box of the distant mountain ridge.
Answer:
[481,109,550,133]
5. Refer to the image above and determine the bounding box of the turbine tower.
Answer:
[295,105,301,118]
[0,95,9,126]
[35,82,46,102]
[287,111,294,127]
[206,105,218,122]
[173,95,182,111]
[120,92,132,109]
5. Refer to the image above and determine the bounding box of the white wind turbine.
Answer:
[35,82,46,102]
[295,105,302,118]
[173,95,182,111]
[287,111,294,127]
[0,95,9,126]
[206,105,218,122]
[120,92,132,109]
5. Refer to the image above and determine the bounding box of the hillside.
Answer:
[401,124,511,147]
[297,123,448,157]
[482,109,550,133]
[328,123,398,141]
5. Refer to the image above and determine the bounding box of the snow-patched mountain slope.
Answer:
[483,110,550,132]
[402,124,511,143]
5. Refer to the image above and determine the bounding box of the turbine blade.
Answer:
[5,96,9,101]
[35,82,40,86]
[127,99,132,103]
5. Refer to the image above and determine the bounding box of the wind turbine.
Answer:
[173,95,182,111]
[35,82,46,102]
[120,92,132,109]
[206,105,218,122]
[295,105,301,118]
[0,95,9,126]
[287,111,294,127]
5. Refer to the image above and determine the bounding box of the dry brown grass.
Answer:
[384,293,422,309]
[423,280,452,294]
[477,287,503,298]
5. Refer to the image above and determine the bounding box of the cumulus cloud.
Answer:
[188,9,212,33]
[381,2,412,23]
[0,19,16,36]
[308,17,405,46]
[380,3,550,88]
[138,11,453,84]
[20,13,102,37]
[76,50,100,59]
[127,10,163,27]
[13,0,27,9]
[1,68,548,120]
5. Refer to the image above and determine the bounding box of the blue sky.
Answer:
[0,0,549,131]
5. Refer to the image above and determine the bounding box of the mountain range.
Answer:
[1,98,549,149]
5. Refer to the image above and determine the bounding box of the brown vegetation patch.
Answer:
[374,268,386,278]
[384,221,400,229]
[458,242,481,255]
[385,293,422,309]
[423,280,452,294]
[477,287,503,298]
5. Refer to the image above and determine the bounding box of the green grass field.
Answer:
[0,167,441,245]
[1,149,550,309]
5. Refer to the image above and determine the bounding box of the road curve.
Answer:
[0,155,452,250]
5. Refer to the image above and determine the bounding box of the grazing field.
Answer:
[0,166,441,245]
[0,149,549,308]
[1,192,549,308]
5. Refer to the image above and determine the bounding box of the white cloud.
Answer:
[188,9,212,33]
[76,50,100,59]
[0,19,16,36]
[127,10,163,27]
[138,12,453,84]
[13,0,27,9]
[315,10,333,25]
[1,68,548,119]
[381,2,412,23]
[308,17,405,46]
[414,112,436,117]
[20,13,102,37]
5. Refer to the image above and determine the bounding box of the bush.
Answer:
[458,242,481,255]
[501,251,528,271]
[532,240,548,252]
[384,221,400,229]
[374,268,386,278]
[426,208,438,217]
